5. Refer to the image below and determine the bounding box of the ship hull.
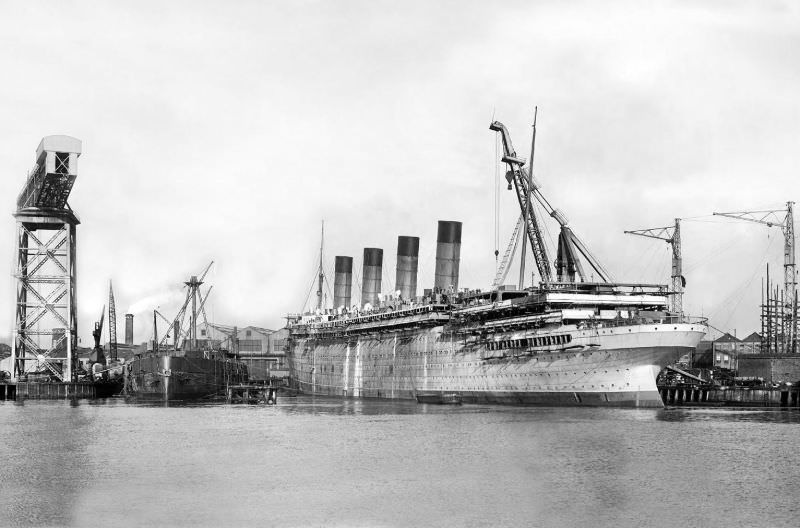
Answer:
[124,354,248,401]
[288,322,705,407]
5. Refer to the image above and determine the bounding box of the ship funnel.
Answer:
[125,314,134,345]
[361,248,383,307]
[333,256,353,309]
[395,236,419,301]
[434,220,462,292]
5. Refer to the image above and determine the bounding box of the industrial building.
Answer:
[198,323,288,381]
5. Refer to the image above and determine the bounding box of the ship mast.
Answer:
[317,220,324,311]
[183,261,213,350]
[518,108,538,289]
[153,310,158,354]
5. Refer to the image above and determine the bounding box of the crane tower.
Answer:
[12,136,81,381]
[713,202,796,353]
[624,219,684,314]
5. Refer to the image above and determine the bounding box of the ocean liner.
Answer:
[124,266,248,400]
[286,119,707,407]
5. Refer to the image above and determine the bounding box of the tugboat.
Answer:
[124,265,248,400]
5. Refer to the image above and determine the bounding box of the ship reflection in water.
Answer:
[1,397,797,527]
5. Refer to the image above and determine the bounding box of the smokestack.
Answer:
[395,236,419,300]
[125,314,134,345]
[361,248,383,307]
[333,256,353,309]
[434,220,462,292]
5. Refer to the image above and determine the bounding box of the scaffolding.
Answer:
[761,263,798,355]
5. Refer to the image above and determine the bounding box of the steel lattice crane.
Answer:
[713,202,796,352]
[624,219,684,314]
[490,119,551,285]
[108,280,118,361]
[490,119,612,287]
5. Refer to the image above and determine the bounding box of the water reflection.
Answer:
[88,395,800,424]
[2,397,799,527]
[657,407,800,424]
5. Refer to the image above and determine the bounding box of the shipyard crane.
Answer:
[713,202,796,353]
[490,119,612,286]
[89,305,106,365]
[490,116,550,286]
[108,280,118,361]
[624,219,684,314]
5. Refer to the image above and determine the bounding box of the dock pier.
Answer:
[1,382,96,400]
[659,385,800,407]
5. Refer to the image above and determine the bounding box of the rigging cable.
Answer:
[709,234,776,330]
[299,262,320,313]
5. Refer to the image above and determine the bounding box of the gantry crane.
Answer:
[624,219,684,314]
[13,136,82,381]
[490,118,612,287]
[713,202,796,353]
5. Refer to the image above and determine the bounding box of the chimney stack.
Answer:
[434,220,462,292]
[333,256,353,309]
[361,248,383,307]
[125,314,134,345]
[395,236,419,300]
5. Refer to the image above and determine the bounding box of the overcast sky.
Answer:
[1,0,798,346]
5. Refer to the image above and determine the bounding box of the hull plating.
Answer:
[288,322,705,407]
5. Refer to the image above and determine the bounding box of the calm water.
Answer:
[1,397,798,527]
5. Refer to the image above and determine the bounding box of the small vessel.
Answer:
[416,391,463,405]
[124,265,248,400]
[286,116,707,407]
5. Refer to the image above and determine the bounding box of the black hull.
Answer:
[124,354,248,401]
[93,378,124,398]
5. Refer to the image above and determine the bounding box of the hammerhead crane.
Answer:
[713,202,796,352]
[490,118,612,287]
[624,219,684,314]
